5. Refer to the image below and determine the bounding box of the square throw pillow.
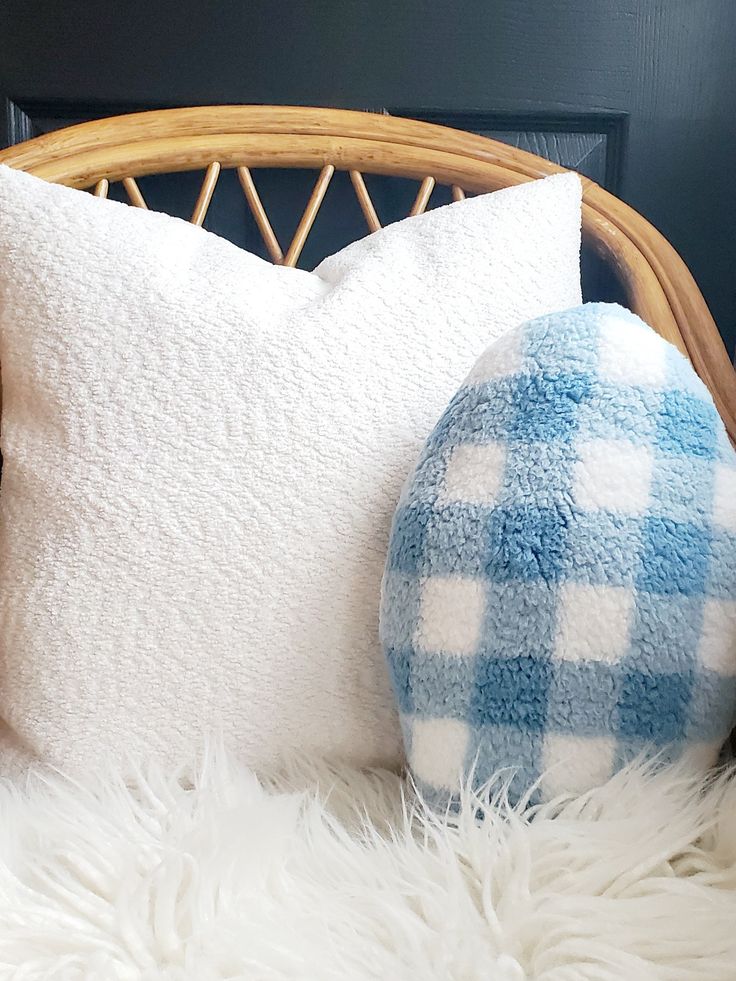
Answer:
[0,164,581,775]
[381,303,736,806]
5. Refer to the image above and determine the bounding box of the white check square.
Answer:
[465,329,523,384]
[574,439,653,514]
[410,717,470,791]
[698,599,736,675]
[439,442,506,506]
[541,733,615,799]
[415,576,485,656]
[555,582,634,663]
[598,315,667,387]
[712,464,736,531]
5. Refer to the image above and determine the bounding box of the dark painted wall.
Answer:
[1,0,735,353]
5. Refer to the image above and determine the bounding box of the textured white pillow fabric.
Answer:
[0,165,581,774]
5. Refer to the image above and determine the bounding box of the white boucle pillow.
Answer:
[0,164,581,775]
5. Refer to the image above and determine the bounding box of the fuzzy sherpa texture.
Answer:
[0,165,582,776]
[1,751,736,979]
[381,303,736,805]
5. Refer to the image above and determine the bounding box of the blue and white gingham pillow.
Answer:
[380,303,736,805]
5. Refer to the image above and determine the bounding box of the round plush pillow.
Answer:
[380,303,736,804]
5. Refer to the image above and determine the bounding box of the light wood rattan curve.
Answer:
[0,105,733,439]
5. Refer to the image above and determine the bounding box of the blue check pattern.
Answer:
[380,303,736,805]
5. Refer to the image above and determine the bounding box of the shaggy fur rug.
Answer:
[1,753,736,980]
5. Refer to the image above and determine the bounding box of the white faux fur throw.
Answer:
[2,753,736,979]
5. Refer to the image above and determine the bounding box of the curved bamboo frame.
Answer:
[1,105,733,438]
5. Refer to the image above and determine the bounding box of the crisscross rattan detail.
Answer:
[122,176,147,209]
[283,164,334,267]
[349,171,381,231]
[236,166,284,262]
[409,176,435,216]
[190,161,220,226]
[124,162,449,267]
